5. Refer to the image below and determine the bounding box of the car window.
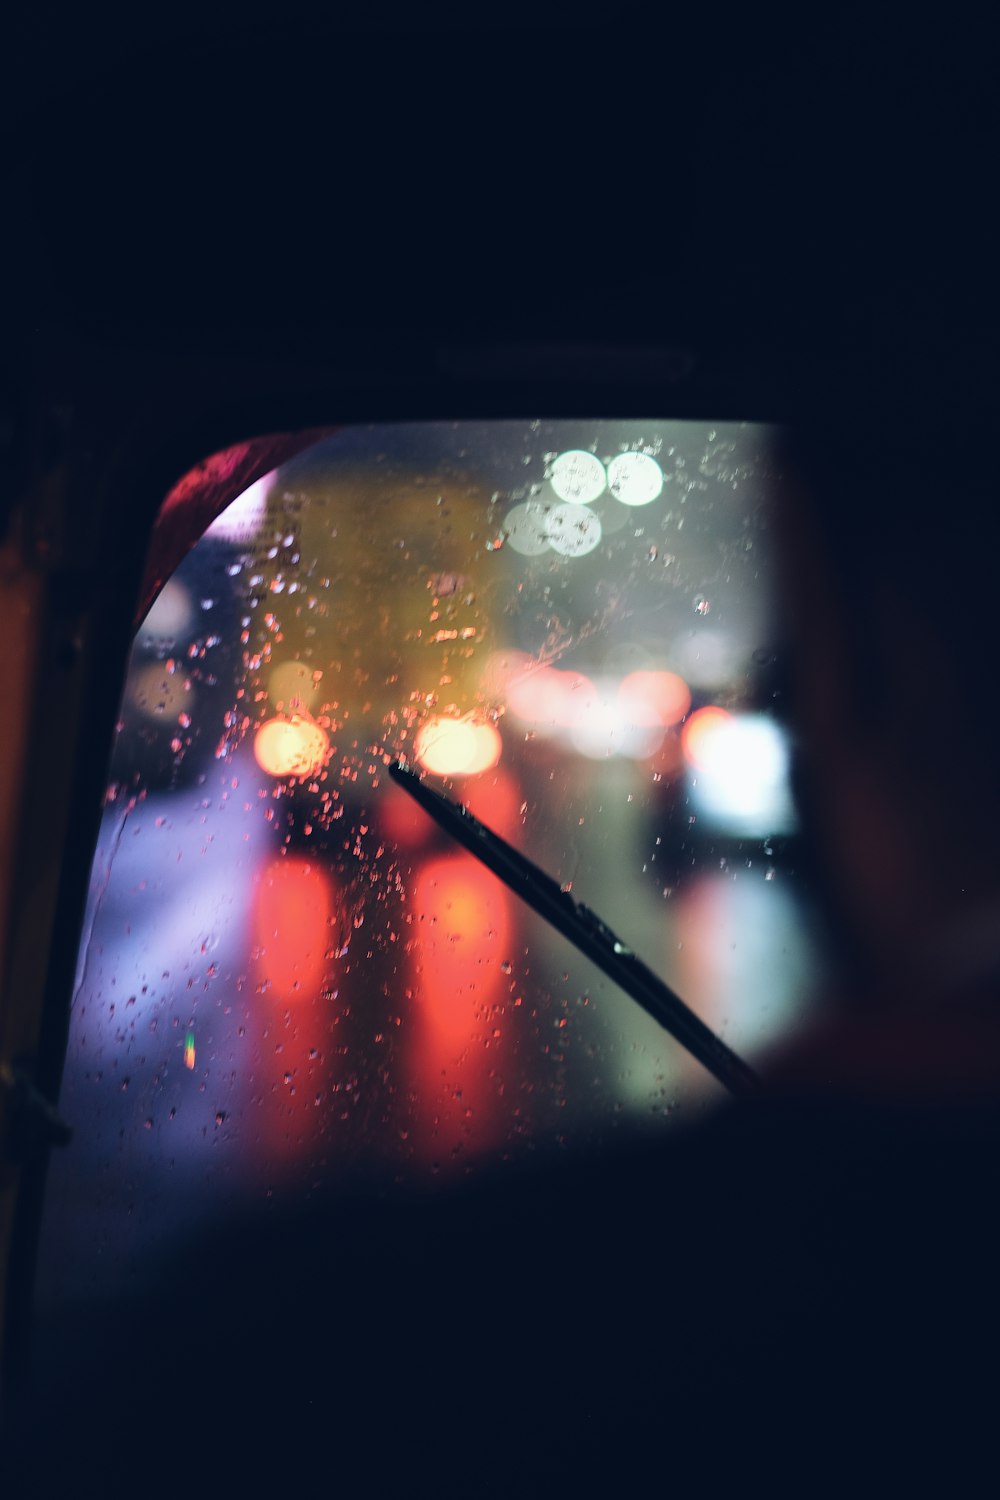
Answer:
[34,419,822,1319]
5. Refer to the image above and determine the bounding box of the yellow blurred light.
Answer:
[415,717,502,777]
[130,661,194,721]
[268,660,319,711]
[253,716,330,778]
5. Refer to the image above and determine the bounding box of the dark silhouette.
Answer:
[4,22,998,1498]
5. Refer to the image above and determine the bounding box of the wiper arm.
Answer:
[389,760,760,1099]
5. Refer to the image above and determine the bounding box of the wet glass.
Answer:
[35,420,823,1317]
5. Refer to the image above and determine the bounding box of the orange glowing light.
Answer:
[618,670,691,727]
[461,767,523,841]
[415,717,502,777]
[252,856,334,1002]
[184,1032,196,1069]
[253,715,329,778]
[251,855,341,1162]
[410,853,511,1046]
[681,706,732,771]
[406,851,513,1164]
[381,778,436,849]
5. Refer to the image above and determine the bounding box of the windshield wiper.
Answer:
[389,760,760,1099]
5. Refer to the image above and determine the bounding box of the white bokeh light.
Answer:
[687,713,797,835]
[545,503,603,557]
[607,451,664,507]
[570,686,666,760]
[549,450,607,504]
[503,501,554,556]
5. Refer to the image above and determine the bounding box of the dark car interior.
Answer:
[2,19,997,1495]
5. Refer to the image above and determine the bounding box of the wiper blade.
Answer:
[389,760,760,1099]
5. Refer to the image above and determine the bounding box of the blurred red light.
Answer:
[618,670,691,727]
[461,767,523,841]
[252,856,333,1002]
[250,855,340,1161]
[406,851,513,1164]
[506,664,598,728]
[409,853,510,1044]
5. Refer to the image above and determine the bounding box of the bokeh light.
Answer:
[617,670,691,727]
[406,852,514,1164]
[503,501,554,557]
[681,706,733,771]
[380,778,437,848]
[570,687,666,760]
[549,450,606,504]
[130,661,195,721]
[607,451,664,506]
[415,717,503,777]
[254,716,330,778]
[505,664,598,731]
[545,503,603,557]
[461,767,523,841]
[251,856,339,1163]
[268,661,320,712]
[683,710,796,834]
[252,856,333,1003]
[409,853,511,1049]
